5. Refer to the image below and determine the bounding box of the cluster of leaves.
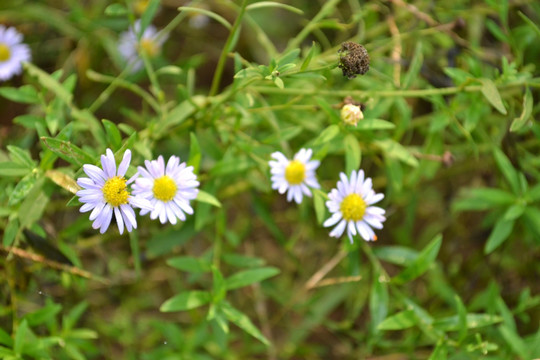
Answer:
[1,0,539,359]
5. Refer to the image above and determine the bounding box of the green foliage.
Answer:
[1,0,539,359]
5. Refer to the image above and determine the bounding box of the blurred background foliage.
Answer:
[1,0,540,359]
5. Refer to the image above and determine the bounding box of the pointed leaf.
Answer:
[221,302,270,345]
[480,78,506,114]
[160,291,212,312]
[378,310,417,330]
[392,234,442,284]
[484,218,514,254]
[510,87,533,132]
[226,267,280,290]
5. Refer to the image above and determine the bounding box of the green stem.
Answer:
[209,0,249,97]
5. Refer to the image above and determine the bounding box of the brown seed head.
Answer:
[338,42,370,79]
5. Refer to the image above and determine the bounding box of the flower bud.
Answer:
[340,104,364,126]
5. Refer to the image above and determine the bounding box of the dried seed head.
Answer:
[338,42,370,79]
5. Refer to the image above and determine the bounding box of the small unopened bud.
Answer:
[341,104,364,126]
[338,42,370,79]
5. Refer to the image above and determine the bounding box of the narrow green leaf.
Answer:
[0,85,39,104]
[522,206,540,238]
[373,246,419,266]
[0,327,13,347]
[222,253,265,268]
[352,118,396,131]
[455,295,467,343]
[377,310,417,330]
[484,218,514,254]
[102,119,122,150]
[403,42,423,89]
[273,77,284,89]
[18,178,48,228]
[188,132,201,173]
[518,11,540,38]
[196,190,222,208]
[276,48,301,67]
[434,313,502,331]
[167,256,212,273]
[493,147,520,194]
[313,188,327,225]
[479,78,507,114]
[375,139,418,167]
[8,173,37,206]
[300,42,318,71]
[140,0,161,35]
[0,162,31,177]
[499,325,529,359]
[24,62,73,105]
[40,137,95,167]
[104,3,127,16]
[453,187,516,212]
[160,291,212,312]
[314,124,340,145]
[510,87,533,132]
[370,272,388,332]
[212,266,227,303]
[502,204,525,221]
[226,267,280,290]
[3,217,19,247]
[392,234,442,284]
[246,2,303,15]
[221,302,270,345]
[344,134,361,175]
[7,145,35,168]
[14,320,30,355]
[428,340,447,360]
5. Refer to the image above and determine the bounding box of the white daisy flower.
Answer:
[0,25,31,81]
[132,155,199,225]
[323,170,386,242]
[76,149,152,234]
[118,20,168,73]
[269,148,320,204]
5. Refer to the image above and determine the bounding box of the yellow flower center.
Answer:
[102,176,129,207]
[340,193,366,221]
[285,160,305,185]
[153,176,177,202]
[0,43,11,62]
[140,38,159,57]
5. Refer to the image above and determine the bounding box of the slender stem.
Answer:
[209,0,249,97]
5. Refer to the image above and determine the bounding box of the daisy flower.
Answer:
[0,25,31,81]
[132,155,199,225]
[269,148,320,204]
[118,20,168,72]
[323,170,386,242]
[76,149,152,234]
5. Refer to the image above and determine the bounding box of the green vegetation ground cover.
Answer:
[0,0,539,359]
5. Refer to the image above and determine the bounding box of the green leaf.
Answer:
[8,173,37,206]
[518,11,540,38]
[140,0,161,35]
[314,124,340,145]
[370,271,388,332]
[453,187,516,212]
[3,217,19,247]
[40,137,95,167]
[377,310,417,330]
[455,295,467,343]
[0,162,32,177]
[167,256,212,273]
[273,77,284,89]
[18,177,48,228]
[484,218,514,254]
[212,266,227,303]
[221,302,270,345]
[502,203,525,221]
[102,119,122,150]
[276,48,301,67]
[7,145,35,168]
[222,253,265,268]
[352,118,396,131]
[499,325,529,359]
[313,188,327,225]
[160,291,212,312]
[403,42,423,89]
[428,340,447,360]
[24,62,73,105]
[0,328,12,347]
[300,42,318,71]
[104,3,127,16]
[375,139,418,167]
[344,134,361,175]
[246,2,304,15]
[188,132,201,173]
[0,85,40,104]
[226,267,280,290]
[373,246,419,266]
[493,147,520,194]
[196,190,222,208]
[510,87,533,132]
[392,234,442,284]
[479,78,507,114]
[434,313,502,331]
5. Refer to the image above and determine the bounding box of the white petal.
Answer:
[114,207,124,235]
[323,212,342,227]
[102,149,117,178]
[118,149,131,177]
[329,219,347,238]
[89,201,106,221]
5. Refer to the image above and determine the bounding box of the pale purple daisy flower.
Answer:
[118,20,168,72]
[132,155,199,225]
[0,25,31,81]
[269,148,320,204]
[76,149,152,234]
[323,170,386,242]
